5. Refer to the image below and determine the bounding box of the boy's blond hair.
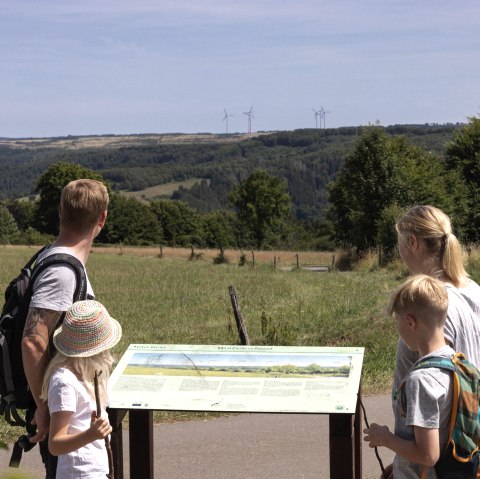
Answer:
[396,205,467,287]
[387,274,448,329]
[59,179,109,233]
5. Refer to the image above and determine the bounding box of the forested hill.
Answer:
[0,124,461,220]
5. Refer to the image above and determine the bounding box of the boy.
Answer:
[364,274,454,478]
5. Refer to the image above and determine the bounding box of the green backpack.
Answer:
[400,352,480,479]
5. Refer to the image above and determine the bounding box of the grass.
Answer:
[0,244,401,444]
[2,244,479,445]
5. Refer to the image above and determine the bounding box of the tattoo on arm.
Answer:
[23,308,62,343]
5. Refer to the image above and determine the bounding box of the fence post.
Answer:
[228,285,250,345]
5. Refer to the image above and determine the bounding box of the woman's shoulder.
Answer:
[459,279,480,306]
[445,279,480,317]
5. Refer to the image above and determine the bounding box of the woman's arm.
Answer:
[48,411,112,456]
[364,423,440,467]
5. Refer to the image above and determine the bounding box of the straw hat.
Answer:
[53,300,122,357]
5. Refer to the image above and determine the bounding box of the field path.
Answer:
[1,394,394,479]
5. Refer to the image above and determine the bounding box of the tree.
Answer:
[97,194,162,245]
[328,128,469,252]
[445,116,480,241]
[150,199,202,247]
[1,199,36,231]
[201,210,238,249]
[33,162,107,235]
[0,204,21,244]
[229,169,292,249]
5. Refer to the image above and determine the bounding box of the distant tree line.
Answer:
[1,163,308,251]
[1,118,478,257]
[0,124,462,223]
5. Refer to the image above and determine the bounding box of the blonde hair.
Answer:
[387,274,448,329]
[396,205,467,287]
[59,179,109,233]
[41,350,114,408]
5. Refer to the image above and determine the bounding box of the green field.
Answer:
[2,244,464,442]
[120,177,207,202]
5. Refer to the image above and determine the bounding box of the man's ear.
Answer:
[98,210,107,228]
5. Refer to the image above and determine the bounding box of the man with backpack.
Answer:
[364,274,480,478]
[21,179,109,478]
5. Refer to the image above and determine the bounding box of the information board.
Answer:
[108,344,364,414]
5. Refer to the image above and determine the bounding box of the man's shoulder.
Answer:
[38,246,82,263]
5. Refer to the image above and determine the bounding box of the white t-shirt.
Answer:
[393,345,455,479]
[30,246,94,312]
[48,367,108,479]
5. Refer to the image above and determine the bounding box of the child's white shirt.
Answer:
[48,367,108,479]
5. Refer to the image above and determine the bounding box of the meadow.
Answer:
[2,244,479,445]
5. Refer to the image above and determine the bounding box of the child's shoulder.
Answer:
[50,366,78,386]
[407,346,455,394]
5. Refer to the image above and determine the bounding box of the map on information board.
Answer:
[108,344,364,414]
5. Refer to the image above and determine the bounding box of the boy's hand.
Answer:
[363,423,391,448]
[89,411,112,440]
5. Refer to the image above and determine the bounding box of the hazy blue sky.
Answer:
[1,0,478,138]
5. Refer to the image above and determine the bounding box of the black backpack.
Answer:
[0,245,88,427]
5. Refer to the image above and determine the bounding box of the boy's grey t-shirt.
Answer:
[394,280,480,392]
[30,246,94,312]
[393,345,455,479]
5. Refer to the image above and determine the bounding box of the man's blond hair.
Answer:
[386,274,448,329]
[59,179,109,232]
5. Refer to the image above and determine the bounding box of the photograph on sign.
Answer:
[108,344,364,414]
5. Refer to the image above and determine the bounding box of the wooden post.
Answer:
[251,250,255,268]
[331,254,336,271]
[129,410,153,479]
[296,253,300,269]
[108,408,127,479]
[158,244,164,258]
[354,390,363,478]
[329,413,354,479]
[228,285,250,345]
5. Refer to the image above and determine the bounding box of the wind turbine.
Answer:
[243,105,255,134]
[222,109,233,134]
[321,107,331,129]
[312,108,323,129]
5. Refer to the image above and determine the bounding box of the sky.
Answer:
[1,0,479,138]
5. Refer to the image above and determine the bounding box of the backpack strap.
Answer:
[412,355,460,447]
[30,252,88,304]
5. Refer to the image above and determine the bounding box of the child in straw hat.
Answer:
[40,300,122,479]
